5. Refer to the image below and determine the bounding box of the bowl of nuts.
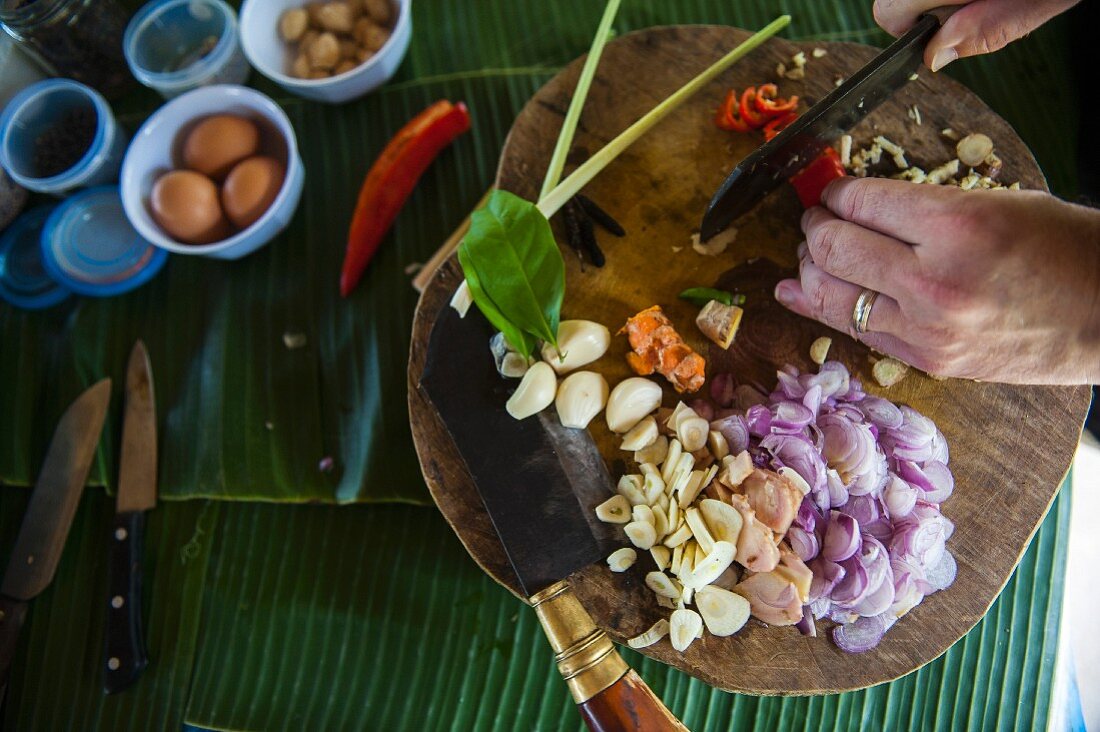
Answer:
[239,0,409,104]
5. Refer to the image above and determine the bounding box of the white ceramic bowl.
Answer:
[239,0,411,104]
[120,85,304,260]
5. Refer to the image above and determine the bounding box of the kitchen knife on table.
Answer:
[701,12,946,239]
[0,379,111,702]
[103,340,156,694]
[420,308,686,732]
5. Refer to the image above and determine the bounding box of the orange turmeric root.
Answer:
[620,306,705,393]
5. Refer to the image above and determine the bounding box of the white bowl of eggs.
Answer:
[120,84,304,259]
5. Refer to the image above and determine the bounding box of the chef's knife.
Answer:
[0,379,111,701]
[103,340,156,694]
[701,13,942,239]
[420,307,686,731]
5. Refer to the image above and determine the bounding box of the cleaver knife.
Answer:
[701,12,945,239]
[420,307,686,732]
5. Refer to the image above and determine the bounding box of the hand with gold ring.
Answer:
[773,177,1100,384]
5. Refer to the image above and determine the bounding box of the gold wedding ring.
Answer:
[851,289,879,335]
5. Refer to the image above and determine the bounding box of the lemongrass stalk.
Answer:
[538,0,622,202]
[537,15,791,219]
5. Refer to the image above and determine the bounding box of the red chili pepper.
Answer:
[340,100,471,297]
[754,83,799,115]
[762,111,799,141]
[739,87,769,128]
[789,147,847,208]
[714,89,752,133]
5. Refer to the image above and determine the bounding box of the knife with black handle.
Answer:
[103,341,156,694]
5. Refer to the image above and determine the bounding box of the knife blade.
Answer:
[701,13,940,239]
[0,378,111,697]
[103,340,156,694]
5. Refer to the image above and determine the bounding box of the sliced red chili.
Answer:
[714,89,752,133]
[740,87,769,128]
[789,146,847,208]
[755,83,799,115]
[762,111,799,141]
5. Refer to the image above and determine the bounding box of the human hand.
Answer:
[773,177,1100,384]
[872,0,1080,71]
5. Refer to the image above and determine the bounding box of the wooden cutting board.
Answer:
[407,25,1090,695]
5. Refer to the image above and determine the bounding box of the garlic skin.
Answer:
[606,377,663,433]
[554,371,609,429]
[506,362,557,420]
[541,320,610,374]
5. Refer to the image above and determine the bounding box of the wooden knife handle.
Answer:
[531,581,687,732]
[103,511,148,694]
[0,595,29,699]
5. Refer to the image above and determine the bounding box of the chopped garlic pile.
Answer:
[841,132,1021,191]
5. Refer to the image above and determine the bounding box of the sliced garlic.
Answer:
[670,544,684,575]
[676,416,710,452]
[660,439,684,484]
[616,474,646,506]
[642,469,665,505]
[685,507,716,554]
[956,133,993,168]
[625,521,657,550]
[665,402,696,432]
[621,416,658,451]
[632,504,655,526]
[708,430,729,460]
[650,546,671,571]
[873,357,910,387]
[635,434,669,465]
[680,540,735,589]
[595,494,631,524]
[699,499,744,546]
[663,522,692,548]
[505,361,556,420]
[677,470,707,509]
[695,585,751,637]
[680,585,694,606]
[778,466,811,496]
[607,547,637,572]
[541,320,611,374]
[666,500,680,534]
[657,594,677,609]
[606,378,663,433]
[809,336,832,365]
[627,618,670,649]
[554,371,609,429]
[667,453,696,497]
[670,608,703,652]
[449,280,473,317]
[651,505,669,541]
[679,539,696,575]
[645,571,682,599]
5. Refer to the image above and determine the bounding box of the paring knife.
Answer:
[103,340,156,694]
[0,379,111,702]
[701,13,943,239]
[420,307,687,732]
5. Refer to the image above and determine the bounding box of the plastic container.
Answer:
[239,0,411,104]
[120,85,304,260]
[0,204,71,310]
[41,186,167,296]
[0,79,128,195]
[0,33,45,111]
[124,0,249,99]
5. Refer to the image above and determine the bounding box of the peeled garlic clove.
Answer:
[670,608,703,652]
[708,430,729,460]
[541,320,610,374]
[676,416,709,452]
[635,434,669,465]
[624,520,656,550]
[554,371,609,428]
[506,362,557,420]
[650,545,671,571]
[606,378,663,433]
[450,280,473,317]
[681,540,735,588]
[684,507,715,554]
[595,494,631,524]
[809,336,832,365]
[631,504,655,526]
[698,499,744,546]
[621,416,658,451]
[695,585,751,637]
[645,571,682,599]
[607,547,637,572]
[627,618,670,649]
[500,353,531,378]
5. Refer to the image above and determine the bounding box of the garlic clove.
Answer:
[677,416,709,452]
[645,571,682,599]
[708,430,729,460]
[595,494,631,524]
[624,520,657,550]
[450,280,473,317]
[616,474,646,506]
[698,498,744,546]
[606,378,663,433]
[669,608,703,652]
[627,618,670,649]
[541,320,610,374]
[621,416,658,451]
[505,361,557,420]
[810,336,832,365]
[634,434,669,465]
[650,545,671,571]
[631,504,655,527]
[607,547,637,572]
[554,371,609,429]
[665,402,697,433]
[695,585,751,637]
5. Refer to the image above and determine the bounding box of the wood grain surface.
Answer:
[408,25,1090,694]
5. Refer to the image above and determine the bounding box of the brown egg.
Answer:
[221,156,285,229]
[149,170,230,244]
[181,115,260,180]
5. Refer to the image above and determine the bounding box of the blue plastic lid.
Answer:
[0,205,72,310]
[41,185,168,296]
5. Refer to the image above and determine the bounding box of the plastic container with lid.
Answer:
[0,32,45,111]
[40,185,167,296]
[0,204,71,309]
[124,0,249,99]
[0,79,128,195]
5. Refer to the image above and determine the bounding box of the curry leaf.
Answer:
[458,190,565,350]
[457,245,538,357]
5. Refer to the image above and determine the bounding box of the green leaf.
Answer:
[457,245,537,357]
[679,287,744,307]
[458,189,565,349]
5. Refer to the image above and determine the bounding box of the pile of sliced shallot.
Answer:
[709,360,957,652]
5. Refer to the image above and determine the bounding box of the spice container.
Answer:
[124,0,249,99]
[0,204,71,310]
[0,79,128,195]
[0,0,133,100]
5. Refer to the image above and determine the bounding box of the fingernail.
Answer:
[775,281,796,306]
[930,46,958,72]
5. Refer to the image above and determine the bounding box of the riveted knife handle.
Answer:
[531,581,686,732]
[103,511,147,694]
[0,595,29,701]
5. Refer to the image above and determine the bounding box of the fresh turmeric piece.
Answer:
[620,306,706,393]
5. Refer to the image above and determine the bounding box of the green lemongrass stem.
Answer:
[537,0,622,202]
[537,14,792,219]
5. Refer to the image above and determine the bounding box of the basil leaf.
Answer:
[679,287,744,308]
[459,190,565,349]
[457,244,537,358]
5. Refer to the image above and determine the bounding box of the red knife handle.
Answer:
[0,595,29,702]
[531,581,687,732]
[103,511,147,694]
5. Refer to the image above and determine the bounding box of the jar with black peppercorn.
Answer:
[0,0,134,99]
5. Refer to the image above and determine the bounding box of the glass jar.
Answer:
[0,0,134,99]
